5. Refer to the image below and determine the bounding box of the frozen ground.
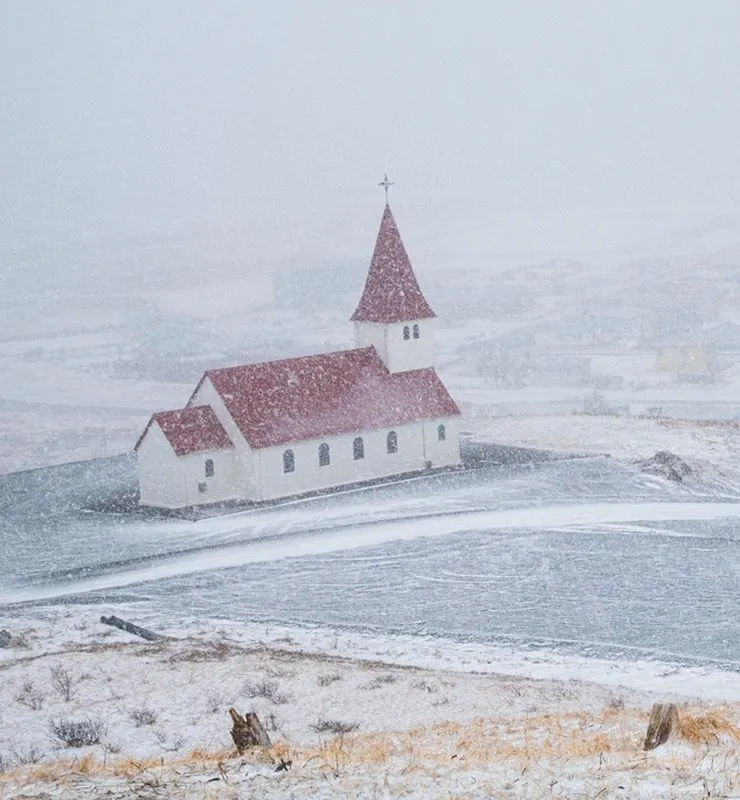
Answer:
[0,610,738,799]
[2,436,739,669]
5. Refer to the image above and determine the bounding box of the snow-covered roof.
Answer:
[191,346,459,449]
[135,406,234,456]
[351,205,436,324]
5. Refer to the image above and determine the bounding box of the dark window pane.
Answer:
[319,442,330,466]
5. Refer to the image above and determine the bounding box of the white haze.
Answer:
[2,1,740,264]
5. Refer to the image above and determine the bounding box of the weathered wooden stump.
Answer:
[228,708,271,752]
[644,703,678,750]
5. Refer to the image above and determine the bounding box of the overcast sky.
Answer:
[2,1,740,252]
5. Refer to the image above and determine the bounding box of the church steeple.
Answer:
[351,204,436,324]
[352,200,437,373]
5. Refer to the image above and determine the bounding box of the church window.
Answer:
[437,424,446,442]
[205,459,214,478]
[353,436,365,460]
[318,442,330,467]
[283,449,295,473]
[403,326,410,340]
[412,324,420,339]
[386,430,398,454]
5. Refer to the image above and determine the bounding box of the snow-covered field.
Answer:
[0,610,738,799]
[2,417,740,794]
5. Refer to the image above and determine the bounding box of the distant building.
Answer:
[135,203,461,509]
[655,346,717,382]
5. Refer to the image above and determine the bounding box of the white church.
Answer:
[135,199,461,509]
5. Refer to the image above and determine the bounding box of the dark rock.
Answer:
[634,450,692,483]
[0,629,11,648]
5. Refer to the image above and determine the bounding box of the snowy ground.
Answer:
[0,609,738,799]
[3,445,739,667]
[3,418,740,795]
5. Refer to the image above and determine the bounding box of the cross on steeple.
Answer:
[378,173,394,206]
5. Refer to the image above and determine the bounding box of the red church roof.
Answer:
[192,347,459,449]
[135,405,234,456]
[351,205,436,324]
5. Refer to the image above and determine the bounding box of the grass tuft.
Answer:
[677,711,740,745]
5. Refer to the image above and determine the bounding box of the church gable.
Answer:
[135,406,233,457]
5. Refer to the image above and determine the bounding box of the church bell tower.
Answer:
[351,186,436,374]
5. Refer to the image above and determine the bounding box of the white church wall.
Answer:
[177,448,240,507]
[423,416,461,468]
[253,420,431,501]
[353,322,387,363]
[137,422,241,509]
[137,423,184,508]
[354,319,436,373]
[188,376,258,498]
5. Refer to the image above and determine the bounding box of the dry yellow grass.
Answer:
[677,710,740,745]
[1,705,738,793]
[296,708,649,772]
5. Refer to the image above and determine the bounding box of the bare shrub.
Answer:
[206,691,229,713]
[129,706,158,727]
[366,673,397,690]
[50,664,75,702]
[431,696,450,707]
[4,630,28,648]
[0,752,11,773]
[310,718,360,735]
[49,717,106,748]
[412,679,439,694]
[264,711,281,732]
[317,672,342,687]
[265,665,295,679]
[242,678,289,705]
[607,695,625,711]
[552,686,577,701]
[16,681,45,710]
[152,729,185,752]
[12,744,45,765]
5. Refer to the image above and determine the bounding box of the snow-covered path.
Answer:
[4,500,739,605]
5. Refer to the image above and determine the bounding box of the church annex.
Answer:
[135,201,461,509]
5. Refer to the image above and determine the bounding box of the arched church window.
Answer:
[386,430,398,454]
[412,324,420,339]
[283,449,295,473]
[403,326,410,340]
[437,424,446,442]
[204,459,214,478]
[318,442,330,467]
[353,436,365,460]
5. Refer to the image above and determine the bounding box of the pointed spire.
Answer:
[351,205,436,324]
